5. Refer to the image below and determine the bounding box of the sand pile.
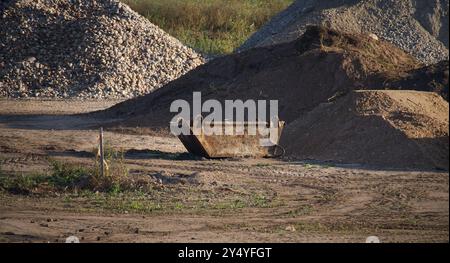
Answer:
[280,90,449,170]
[98,26,423,126]
[238,0,449,65]
[0,0,204,99]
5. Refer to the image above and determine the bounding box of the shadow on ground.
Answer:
[0,114,111,130]
[124,149,200,161]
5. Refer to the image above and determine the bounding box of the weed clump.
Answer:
[0,147,131,195]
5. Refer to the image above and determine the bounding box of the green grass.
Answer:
[0,173,48,195]
[0,154,130,195]
[254,163,272,167]
[285,205,314,217]
[48,161,92,190]
[121,0,293,54]
[54,190,276,214]
[0,162,92,194]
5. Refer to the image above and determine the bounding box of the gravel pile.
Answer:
[0,0,204,99]
[238,0,449,65]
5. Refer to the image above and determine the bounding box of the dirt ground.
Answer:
[0,99,448,243]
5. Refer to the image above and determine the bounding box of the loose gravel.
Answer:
[0,0,204,99]
[238,0,449,65]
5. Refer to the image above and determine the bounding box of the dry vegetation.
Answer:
[121,0,293,54]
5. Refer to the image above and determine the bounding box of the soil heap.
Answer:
[99,26,423,126]
[280,90,449,170]
[371,60,449,101]
[97,26,449,170]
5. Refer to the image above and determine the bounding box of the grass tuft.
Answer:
[0,147,130,195]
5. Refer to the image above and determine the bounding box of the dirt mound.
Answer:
[280,90,449,170]
[371,60,449,101]
[98,26,421,127]
[238,0,449,65]
[0,0,204,99]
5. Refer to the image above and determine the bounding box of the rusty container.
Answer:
[177,120,285,158]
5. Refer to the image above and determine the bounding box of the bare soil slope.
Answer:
[98,26,421,128]
[372,60,449,101]
[280,90,449,170]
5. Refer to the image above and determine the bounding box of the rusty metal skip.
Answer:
[177,119,285,158]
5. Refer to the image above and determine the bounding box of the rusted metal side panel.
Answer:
[178,133,210,158]
[178,121,285,158]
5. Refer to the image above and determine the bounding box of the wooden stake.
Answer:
[99,127,104,177]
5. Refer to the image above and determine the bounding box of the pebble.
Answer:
[285,225,297,232]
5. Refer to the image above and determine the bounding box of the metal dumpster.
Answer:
[177,120,285,158]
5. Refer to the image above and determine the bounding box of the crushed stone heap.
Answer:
[0,0,204,99]
[238,0,449,65]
